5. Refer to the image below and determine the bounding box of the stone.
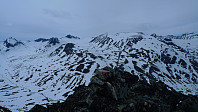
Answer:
[27,67,198,112]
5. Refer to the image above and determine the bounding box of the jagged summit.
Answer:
[64,34,80,39]
[0,37,24,52]
[34,38,49,42]
[47,37,60,46]
[90,32,144,49]
[3,37,24,48]
[34,35,80,43]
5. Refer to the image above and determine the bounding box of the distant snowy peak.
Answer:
[3,37,24,48]
[180,32,198,39]
[34,37,60,53]
[34,38,49,42]
[151,32,198,52]
[34,37,60,45]
[47,37,60,45]
[90,32,144,49]
[64,35,80,39]
[152,32,198,40]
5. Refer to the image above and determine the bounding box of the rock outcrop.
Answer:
[48,37,60,46]
[65,35,80,39]
[0,106,11,112]
[3,37,24,48]
[34,38,49,42]
[29,67,198,112]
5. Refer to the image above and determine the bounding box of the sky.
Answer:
[0,0,198,41]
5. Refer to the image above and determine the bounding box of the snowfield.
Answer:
[0,32,198,111]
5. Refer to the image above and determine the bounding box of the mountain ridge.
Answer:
[0,32,197,111]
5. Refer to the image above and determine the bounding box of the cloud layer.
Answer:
[0,0,198,40]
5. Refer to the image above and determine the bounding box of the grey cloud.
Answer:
[136,23,158,32]
[43,9,72,20]
[0,0,198,40]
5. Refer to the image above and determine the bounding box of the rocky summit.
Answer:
[29,67,198,112]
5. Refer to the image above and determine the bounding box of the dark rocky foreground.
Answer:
[28,67,198,112]
[2,67,198,112]
[0,106,12,112]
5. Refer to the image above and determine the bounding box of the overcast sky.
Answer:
[0,0,198,41]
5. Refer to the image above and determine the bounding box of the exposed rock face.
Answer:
[3,37,24,48]
[34,38,49,42]
[0,106,11,112]
[65,35,80,39]
[50,43,75,56]
[28,67,198,112]
[47,37,60,46]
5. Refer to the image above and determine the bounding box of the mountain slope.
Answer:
[88,32,198,95]
[0,32,197,111]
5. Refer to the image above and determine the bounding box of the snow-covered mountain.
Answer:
[153,32,198,62]
[89,32,198,94]
[0,33,197,111]
[0,37,24,52]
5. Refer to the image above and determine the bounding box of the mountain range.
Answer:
[0,32,197,111]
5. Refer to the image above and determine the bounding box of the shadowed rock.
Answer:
[27,67,198,112]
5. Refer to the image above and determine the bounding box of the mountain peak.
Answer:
[3,37,24,48]
[151,32,198,40]
[181,32,198,39]
[65,35,80,39]
[34,38,49,42]
[47,37,60,46]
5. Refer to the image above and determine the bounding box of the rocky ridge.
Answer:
[0,37,24,52]
[28,67,198,112]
